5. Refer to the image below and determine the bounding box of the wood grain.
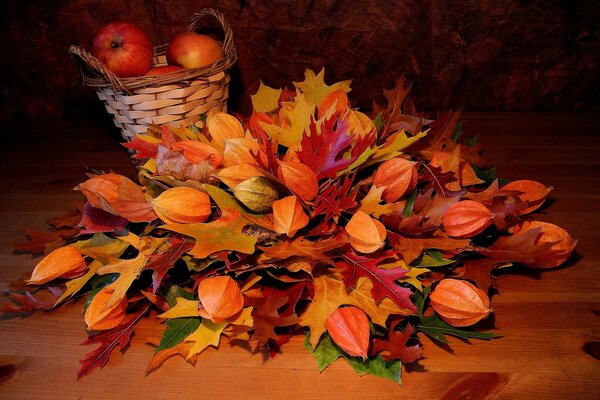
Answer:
[0,113,598,399]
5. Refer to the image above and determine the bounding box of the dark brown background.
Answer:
[1,0,599,123]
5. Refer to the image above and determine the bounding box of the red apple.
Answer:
[166,32,224,69]
[144,65,184,76]
[92,21,153,78]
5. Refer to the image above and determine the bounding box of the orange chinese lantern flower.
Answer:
[373,157,418,203]
[513,220,577,268]
[197,276,244,323]
[277,160,319,201]
[442,200,494,238]
[170,140,222,168]
[430,279,492,327]
[151,186,211,224]
[206,111,245,150]
[501,180,552,215]
[326,306,370,359]
[272,196,309,237]
[84,287,128,331]
[345,211,387,253]
[27,245,87,285]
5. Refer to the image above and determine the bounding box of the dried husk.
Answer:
[197,276,244,323]
[233,176,279,213]
[28,245,87,285]
[326,306,370,359]
[430,278,491,327]
[442,200,494,238]
[345,210,387,253]
[151,187,211,224]
[501,180,552,215]
[514,220,577,268]
[277,160,319,201]
[84,287,128,331]
[373,157,418,203]
[272,196,309,237]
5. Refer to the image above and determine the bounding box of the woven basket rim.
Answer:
[69,8,237,94]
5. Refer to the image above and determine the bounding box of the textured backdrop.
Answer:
[0,0,598,122]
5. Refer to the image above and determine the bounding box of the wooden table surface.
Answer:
[0,112,598,399]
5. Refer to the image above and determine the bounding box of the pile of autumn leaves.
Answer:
[19,69,577,380]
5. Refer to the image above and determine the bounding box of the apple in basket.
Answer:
[92,21,153,78]
[166,32,224,69]
[144,65,184,76]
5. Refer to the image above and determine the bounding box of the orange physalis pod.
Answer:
[216,163,266,189]
[277,160,319,201]
[27,245,87,285]
[84,287,128,331]
[272,196,309,237]
[151,187,211,224]
[318,88,349,119]
[501,180,552,215]
[77,173,156,222]
[373,158,418,203]
[206,111,245,150]
[197,276,244,323]
[442,200,494,238]
[345,210,387,253]
[513,220,577,268]
[430,278,492,327]
[223,138,267,168]
[170,140,222,168]
[326,306,370,359]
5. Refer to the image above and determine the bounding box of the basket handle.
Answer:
[187,8,237,62]
[68,45,130,93]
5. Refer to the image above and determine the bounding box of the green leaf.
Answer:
[83,273,119,310]
[471,165,510,186]
[413,286,431,314]
[305,332,402,384]
[414,250,455,268]
[373,113,384,132]
[416,314,501,344]
[402,189,418,218]
[155,317,201,352]
[165,284,195,306]
[450,121,463,142]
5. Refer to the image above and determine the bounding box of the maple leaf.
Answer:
[313,175,358,222]
[259,91,314,149]
[250,81,282,113]
[162,185,272,259]
[13,228,65,255]
[301,273,412,348]
[1,285,63,314]
[244,293,299,351]
[258,236,342,265]
[387,231,472,264]
[144,236,193,293]
[371,322,423,363]
[357,185,404,218]
[453,259,511,292]
[335,248,415,312]
[292,68,352,106]
[145,338,197,376]
[78,305,150,379]
[371,76,413,139]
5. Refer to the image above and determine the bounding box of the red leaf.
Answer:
[371,322,423,363]
[313,175,358,222]
[144,237,193,293]
[122,136,158,159]
[335,247,416,312]
[78,202,129,234]
[77,306,149,379]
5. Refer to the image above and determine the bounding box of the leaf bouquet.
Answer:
[4,69,577,382]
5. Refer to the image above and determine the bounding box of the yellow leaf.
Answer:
[185,318,228,359]
[158,297,199,319]
[365,129,428,168]
[250,81,282,113]
[293,68,351,106]
[72,233,129,261]
[260,91,313,149]
[357,185,404,218]
[398,267,429,292]
[54,259,103,306]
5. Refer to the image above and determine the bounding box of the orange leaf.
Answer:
[151,187,211,224]
[170,140,222,167]
[272,196,309,237]
[501,180,552,215]
[430,278,491,327]
[442,200,494,238]
[326,306,370,359]
[373,158,418,202]
[27,245,87,285]
[513,220,577,268]
[84,287,128,331]
[77,174,156,222]
[345,211,386,253]
[430,148,484,188]
[277,160,319,201]
[197,276,244,323]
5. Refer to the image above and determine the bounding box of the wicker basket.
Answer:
[69,8,237,142]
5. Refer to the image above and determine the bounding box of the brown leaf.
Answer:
[27,245,87,285]
[387,231,471,264]
[197,276,244,323]
[430,278,491,327]
[151,187,211,224]
[371,322,423,363]
[272,196,309,237]
[326,306,370,359]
